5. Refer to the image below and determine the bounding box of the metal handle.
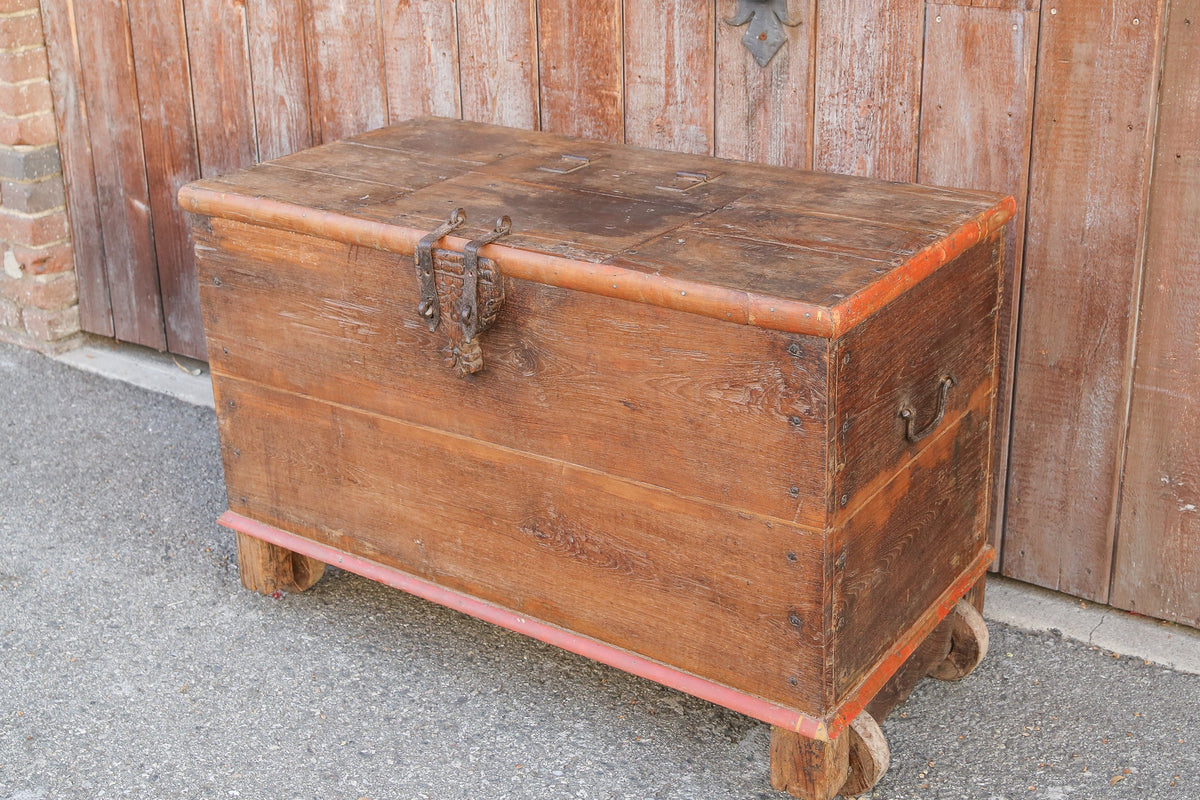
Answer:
[537,154,592,174]
[898,375,956,443]
[656,170,715,193]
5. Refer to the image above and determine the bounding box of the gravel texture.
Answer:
[1,342,1197,799]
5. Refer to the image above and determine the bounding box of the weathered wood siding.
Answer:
[38,0,1200,626]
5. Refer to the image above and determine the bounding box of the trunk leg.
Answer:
[770,726,850,800]
[235,531,325,594]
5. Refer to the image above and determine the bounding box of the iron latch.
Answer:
[412,211,511,377]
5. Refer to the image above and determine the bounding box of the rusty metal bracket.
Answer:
[414,207,466,331]
[724,0,803,67]
[656,170,717,193]
[898,375,956,443]
[460,216,512,344]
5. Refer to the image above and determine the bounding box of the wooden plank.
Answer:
[38,0,113,337]
[536,0,623,140]
[194,217,832,528]
[833,240,1001,521]
[456,0,538,129]
[213,373,830,713]
[302,0,388,142]
[71,0,165,349]
[832,391,993,701]
[813,0,925,181]
[714,0,815,168]
[623,0,714,154]
[1111,0,1200,628]
[182,0,258,175]
[917,1,1039,563]
[127,0,206,358]
[1002,0,1166,601]
[770,727,850,800]
[247,0,312,160]
[379,0,460,122]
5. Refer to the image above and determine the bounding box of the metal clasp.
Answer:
[460,216,512,343]
[724,0,803,67]
[898,375,956,443]
[415,208,466,331]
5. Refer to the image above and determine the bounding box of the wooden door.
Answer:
[38,0,1200,626]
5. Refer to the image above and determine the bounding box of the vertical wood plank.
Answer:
[380,0,460,122]
[38,0,113,337]
[71,0,165,349]
[456,0,538,128]
[305,0,388,142]
[623,0,714,154]
[247,0,313,161]
[917,0,1039,564]
[1111,0,1200,628]
[536,0,623,141]
[813,0,925,181]
[182,0,259,176]
[127,0,206,359]
[714,0,815,167]
[1002,0,1166,601]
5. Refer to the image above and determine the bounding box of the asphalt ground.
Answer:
[1,341,1197,800]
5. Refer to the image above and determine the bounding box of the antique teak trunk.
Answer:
[179,118,1013,800]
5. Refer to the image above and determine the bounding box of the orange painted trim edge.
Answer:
[179,183,1013,339]
[821,545,997,740]
[219,511,832,741]
[831,196,1017,334]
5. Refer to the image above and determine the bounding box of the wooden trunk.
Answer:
[180,118,1011,798]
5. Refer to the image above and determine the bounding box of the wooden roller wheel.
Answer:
[928,598,990,681]
[841,711,890,797]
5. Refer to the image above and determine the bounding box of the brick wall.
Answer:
[0,0,78,353]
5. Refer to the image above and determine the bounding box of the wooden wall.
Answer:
[39,0,1200,628]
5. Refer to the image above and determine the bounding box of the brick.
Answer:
[0,206,67,245]
[0,143,58,179]
[0,47,47,83]
[0,294,18,328]
[0,13,43,51]
[0,79,51,116]
[22,302,78,341]
[5,238,70,274]
[2,173,62,212]
[0,110,55,146]
[0,267,75,309]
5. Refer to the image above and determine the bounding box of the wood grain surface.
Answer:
[624,0,714,154]
[832,391,993,701]
[213,373,830,713]
[1111,0,1200,628]
[303,0,388,142]
[457,0,539,128]
[813,0,925,181]
[1002,0,1166,601]
[247,0,313,161]
[194,217,832,528]
[38,0,113,336]
[714,0,815,168]
[833,240,1001,521]
[183,0,258,176]
[128,0,205,358]
[918,1,1038,560]
[71,0,165,350]
[381,0,460,121]
[536,0,623,140]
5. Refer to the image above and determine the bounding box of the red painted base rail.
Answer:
[219,510,993,742]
